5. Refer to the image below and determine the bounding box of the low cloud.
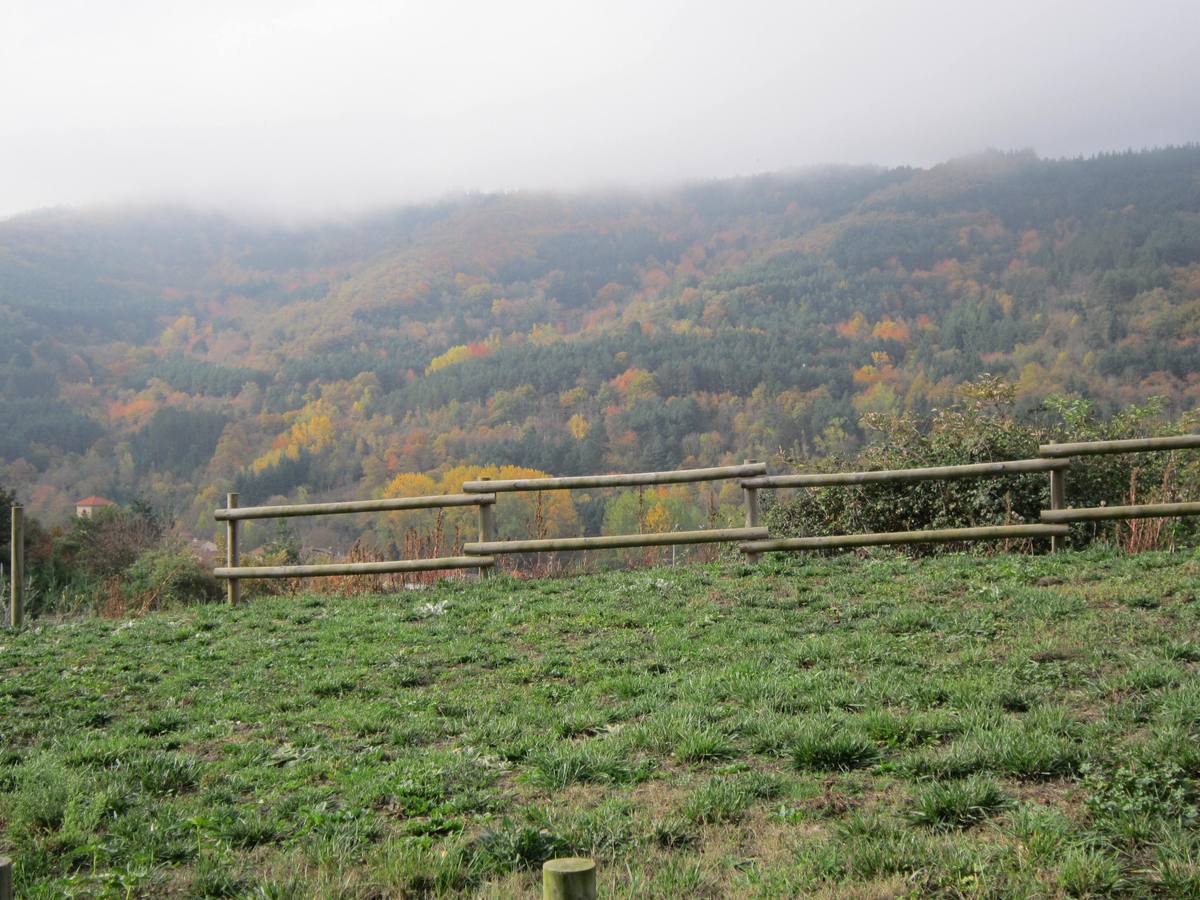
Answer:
[3,0,1198,219]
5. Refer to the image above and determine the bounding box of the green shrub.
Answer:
[1082,761,1198,831]
[123,544,221,609]
[62,502,166,577]
[764,380,1200,553]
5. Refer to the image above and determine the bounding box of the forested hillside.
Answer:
[3,147,1199,549]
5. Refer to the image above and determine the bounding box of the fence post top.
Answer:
[544,857,594,873]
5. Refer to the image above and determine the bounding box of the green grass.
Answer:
[906,776,1007,831]
[2,547,1200,896]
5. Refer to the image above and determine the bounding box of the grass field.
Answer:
[3,548,1200,897]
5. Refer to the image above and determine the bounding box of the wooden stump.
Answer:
[543,857,597,900]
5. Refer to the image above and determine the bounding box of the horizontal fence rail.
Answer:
[741,524,1069,553]
[1042,501,1200,523]
[465,527,769,556]
[215,556,495,579]
[1039,434,1200,458]
[215,492,494,521]
[741,457,1068,489]
[462,462,767,493]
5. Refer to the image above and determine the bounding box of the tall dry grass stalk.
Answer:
[1120,465,1174,553]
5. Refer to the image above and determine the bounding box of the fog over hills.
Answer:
[4,0,1199,219]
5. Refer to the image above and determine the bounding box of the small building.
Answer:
[75,496,115,518]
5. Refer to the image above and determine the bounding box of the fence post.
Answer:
[9,506,23,628]
[543,857,596,900]
[0,854,12,900]
[742,459,760,563]
[1049,468,1065,552]
[478,477,496,579]
[226,493,240,605]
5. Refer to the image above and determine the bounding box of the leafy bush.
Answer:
[60,502,165,577]
[123,544,220,610]
[1082,761,1198,831]
[235,526,301,598]
[765,377,1200,553]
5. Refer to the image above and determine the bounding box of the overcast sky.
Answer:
[2,0,1198,220]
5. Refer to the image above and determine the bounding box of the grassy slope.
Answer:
[3,549,1200,898]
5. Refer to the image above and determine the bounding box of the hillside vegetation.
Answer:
[2,550,1200,896]
[2,147,1200,552]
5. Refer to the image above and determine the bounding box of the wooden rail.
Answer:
[216,493,493,521]
[1042,501,1200,523]
[741,457,1067,489]
[462,462,766,493]
[465,527,768,556]
[1039,434,1200,458]
[215,556,494,579]
[741,524,1068,553]
[743,436,1197,555]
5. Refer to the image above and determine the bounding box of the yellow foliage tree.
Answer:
[426,344,475,374]
[250,405,336,473]
[836,311,870,340]
[379,472,441,548]
[530,323,560,345]
[610,368,657,399]
[871,317,911,343]
[437,464,581,542]
[160,315,197,351]
[567,413,591,440]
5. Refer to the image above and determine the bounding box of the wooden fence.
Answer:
[1037,436,1200,526]
[213,490,498,605]
[204,435,1200,602]
[739,457,1073,556]
[460,461,768,559]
